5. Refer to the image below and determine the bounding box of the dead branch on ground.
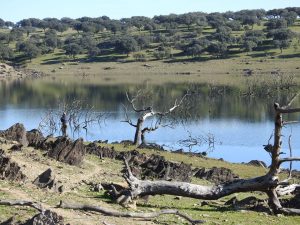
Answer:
[58,201,204,224]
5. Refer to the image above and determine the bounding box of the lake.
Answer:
[1,78,300,169]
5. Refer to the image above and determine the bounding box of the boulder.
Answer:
[47,137,85,166]
[26,129,45,148]
[246,160,267,168]
[194,167,239,184]
[0,123,28,146]
[24,210,64,225]
[85,142,118,159]
[122,150,194,182]
[0,149,27,182]
[33,168,63,193]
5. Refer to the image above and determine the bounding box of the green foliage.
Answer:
[115,36,139,56]
[207,41,228,58]
[64,43,83,58]
[0,43,13,61]
[0,7,300,63]
[133,52,146,61]
[267,28,295,53]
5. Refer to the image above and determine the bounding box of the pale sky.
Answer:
[1,0,300,22]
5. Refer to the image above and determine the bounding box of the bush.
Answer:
[133,52,146,61]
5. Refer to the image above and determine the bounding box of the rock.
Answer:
[122,150,194,182]
[0,149,27,182]
[24,210,64,225]
[281,193,300,209]
[26,129,45,148]
[243,69,253,76]
[33,168,63,193]
[225,196,238,205]
[0,123,28,146]
[9,144,23,151]
[0,216,17,225]
[246,160,267,168]
[92,183,103,192]
[194,167,239,184]
[85,142,118,159]
[138,143,164,151]
[47,137,86,166]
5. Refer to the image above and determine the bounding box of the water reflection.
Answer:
[0,78,300,169]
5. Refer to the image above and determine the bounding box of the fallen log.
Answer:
[0,199,43,211]
[58,200,204,224]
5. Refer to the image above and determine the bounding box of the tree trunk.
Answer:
[125,170,277,200]
[133,118,143,145]
[141,130,146,145]
[120,102,300,215]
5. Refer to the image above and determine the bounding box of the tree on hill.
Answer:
[207,13,226,29]
[9,28,24,43]
[19,41,41,61]
[242,30,265,53]
[0,43,13,61]
[64,43,83,59]
[212,26,235,44]
[0,18,5,28]
[115,36,138,56]
[0,33,9,44]
[267,28,295,53]
[44,29,59,51]
[265,18,288,30]
[206,41,228,58]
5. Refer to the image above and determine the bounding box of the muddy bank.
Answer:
[0,63,45,81]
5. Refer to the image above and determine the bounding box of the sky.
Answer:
[1,0,300,22]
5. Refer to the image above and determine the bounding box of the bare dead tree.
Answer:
[38,99,106,137]
[178,131,218,153]
[116,94,300,215]
[122,90,189,146]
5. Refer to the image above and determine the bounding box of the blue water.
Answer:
[1,108,299,169]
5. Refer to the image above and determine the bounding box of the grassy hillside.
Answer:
[1,140,300,225]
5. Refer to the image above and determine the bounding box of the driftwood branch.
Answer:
[58,201,204,224]
[276,184,300,196]
[0,199,44,212]
[279,157,300,165]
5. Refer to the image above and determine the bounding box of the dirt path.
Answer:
[0,144,155,225]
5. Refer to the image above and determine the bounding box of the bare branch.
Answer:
[126,91,151,113]
[276,184,300,196]
[0,199,44,212]
[157,92,190,116]
[121,104,137,127]
[288,135,293,178]
[283,93,300,109]
[58,201,204,224]
[274,102,300,114]
[279,157,300,165]
[283,121,300,125]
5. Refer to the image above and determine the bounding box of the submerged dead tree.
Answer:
[122,90,189,146]
[118,95,300,215]
[39,99,106,137]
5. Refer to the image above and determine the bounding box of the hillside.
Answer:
[0,124,300,225]
[0,8,299,69]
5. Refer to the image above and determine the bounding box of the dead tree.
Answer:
[118,96,300,215]
[122,91,188,146]
[39,99,106,137]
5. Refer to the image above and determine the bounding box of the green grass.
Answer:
[0,143,299,225]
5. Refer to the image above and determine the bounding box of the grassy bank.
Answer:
[1,140,299,225]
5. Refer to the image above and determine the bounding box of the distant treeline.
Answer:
[0,7,300,63]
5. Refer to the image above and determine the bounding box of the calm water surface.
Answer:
[1,78,300,169]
